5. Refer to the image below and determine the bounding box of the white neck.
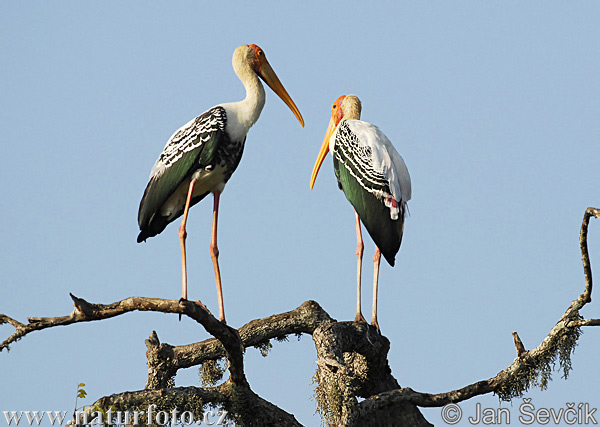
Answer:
[219,59,265,142]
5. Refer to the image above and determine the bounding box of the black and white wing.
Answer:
[332,119,411,265]
[137,106,227,242]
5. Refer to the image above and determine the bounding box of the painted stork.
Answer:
[310,95,410,330]
[137,44,304,323]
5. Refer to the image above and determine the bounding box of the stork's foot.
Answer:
[371,317,381,333]
[355,312,367,323]
[193,299,216,318]
[194,299,209,311]
[178,299,216,321]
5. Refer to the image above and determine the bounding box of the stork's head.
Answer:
[310,95,362,189]
[232,44,304,127]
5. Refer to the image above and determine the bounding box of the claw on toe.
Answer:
[177,297,188,321]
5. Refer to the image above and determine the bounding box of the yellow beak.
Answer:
[310,117,336,189]
[258,61,304,127]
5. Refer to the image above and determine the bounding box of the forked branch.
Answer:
[0,294,246,384]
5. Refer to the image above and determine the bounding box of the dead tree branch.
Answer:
[174,300,332,369]
[145,300,334,389]
[2,207,599,427]
[512,331,526,356]
[0,294,246,384]
[343,207,600,424]
[85,385,302,427]
[579,207,599,303]
[313,321,432,426]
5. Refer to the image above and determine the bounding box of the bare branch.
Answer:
[0,315,25,350]
[1,295,188,350]
[0,314,24,329]
[4,208,599,427]
[567,318,600,327]
[0,294,246,384]
[313,321,431,426]
[349,207,600,418]
[87,384,303,427]
[579,207,600,303]
[145,300,333,389]
[174,300,333,370]
[92,386,226,414]
[145,331,176,390]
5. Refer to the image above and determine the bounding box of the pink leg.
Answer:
[355,211,366,323]
[210,191,226,323]
[372,247,382,331]
[178,179,197,301]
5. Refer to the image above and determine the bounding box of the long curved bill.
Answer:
[258,61,304,127]
[310,118,336,189]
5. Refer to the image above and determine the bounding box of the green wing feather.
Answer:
[137,127,223,241]
[334,156,405,266]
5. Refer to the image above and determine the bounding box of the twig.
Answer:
[567,318,600,327]
[0,315,24,329]
[512,331,526,357]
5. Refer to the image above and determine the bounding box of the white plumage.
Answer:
[330,119,411,220]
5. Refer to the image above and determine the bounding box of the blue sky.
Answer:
[1,2,600,426]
